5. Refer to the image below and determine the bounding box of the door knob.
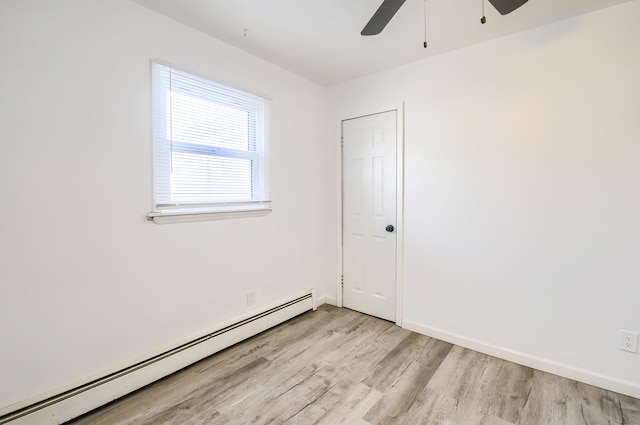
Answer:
[385,225,395,232]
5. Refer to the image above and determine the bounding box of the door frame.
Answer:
[336,103,405,326]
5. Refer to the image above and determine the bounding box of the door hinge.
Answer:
[341,275,344,287]
[341,136,344,147]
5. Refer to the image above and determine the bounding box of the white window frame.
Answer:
[147,61,271,224]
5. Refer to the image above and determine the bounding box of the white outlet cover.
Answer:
[620,330,639,353]
[246,290,256,307]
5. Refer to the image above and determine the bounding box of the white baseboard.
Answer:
[402,319,640,400]
[318,296,337,306]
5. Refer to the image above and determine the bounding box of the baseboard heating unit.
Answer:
[0,291,316,425]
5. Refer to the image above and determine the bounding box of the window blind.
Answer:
[151,62,270,217]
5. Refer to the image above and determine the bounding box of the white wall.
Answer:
[329,1,640,396]
[0,0,333,411]
[2,0,639,413]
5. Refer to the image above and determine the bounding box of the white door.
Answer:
[342,110,397,322]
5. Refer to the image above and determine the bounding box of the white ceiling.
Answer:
[132,0,632,86]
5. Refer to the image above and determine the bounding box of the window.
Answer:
[148,62,270,224]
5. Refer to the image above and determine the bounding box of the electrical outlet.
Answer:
[619,330,638,353]
[246,290,256,307]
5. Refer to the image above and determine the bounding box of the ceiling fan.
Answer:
[361,0,529,36]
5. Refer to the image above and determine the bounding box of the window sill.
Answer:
[147,207,271,224]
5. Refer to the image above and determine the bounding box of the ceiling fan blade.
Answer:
[361,0,407,36]
[487,0,529,15]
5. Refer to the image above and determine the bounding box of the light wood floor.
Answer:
[69,305,640,425]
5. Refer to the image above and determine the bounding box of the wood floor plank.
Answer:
[575,381,626,425]
[524,371,636,425]
[427,345,506,420]
[363,337,453,425]
[67,305,640,425]
[283,376,354,424]
[133,356,272,425]
[217,362,324,424]
[362,332,432,392]
[263,308,366,366]
[319,316,411,386]
[314,383,382,425]
[484,360,534,423]
[391,387,458,425]
[518,370,588,425]
[215,313,392,424]
[620,392,640,424]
